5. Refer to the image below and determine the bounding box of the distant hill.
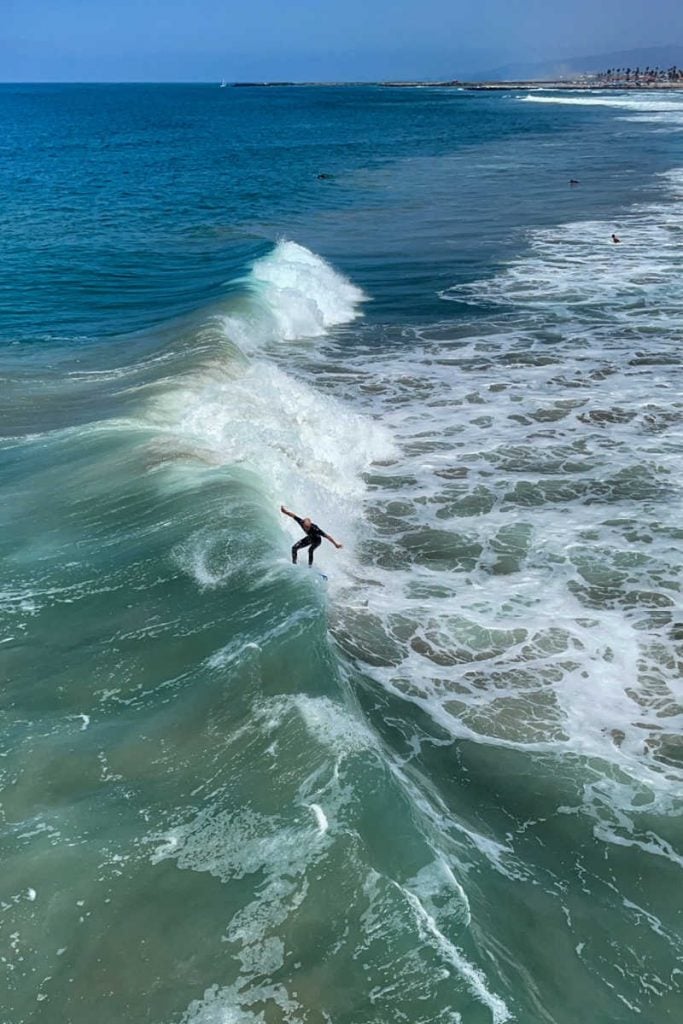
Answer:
[472,45,683,82]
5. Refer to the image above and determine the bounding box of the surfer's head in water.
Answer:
[280,505,343,566]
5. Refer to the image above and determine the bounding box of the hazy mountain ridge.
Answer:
[472,44,683,82]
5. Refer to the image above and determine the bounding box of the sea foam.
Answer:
[521,90,683,128]
[222,239,366,348]
[144,242,392,581]
[297,166,683,841]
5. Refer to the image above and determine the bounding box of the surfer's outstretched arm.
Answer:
[323,532,343,550]
[280,505,298,520]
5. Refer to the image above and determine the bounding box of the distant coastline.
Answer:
[381,79,683,91]
[227,79,683,91]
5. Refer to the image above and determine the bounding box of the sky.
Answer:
[2,0,683,81]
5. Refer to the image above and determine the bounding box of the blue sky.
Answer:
[3,0,682,81]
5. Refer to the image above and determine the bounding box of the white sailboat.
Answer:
[220,79,227,88]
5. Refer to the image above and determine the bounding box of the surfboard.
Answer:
[287,561,327,581]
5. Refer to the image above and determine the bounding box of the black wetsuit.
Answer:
[292,516,325,565]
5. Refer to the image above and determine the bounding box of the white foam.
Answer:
[289,156,683,848]
[223,239,366,348]
[141,194,683,871]
[151,771,337,1021]
[406,858,471,929]
[445,205,683,327]
[138,242,391,585]
[173,527,254,591]
[162,359,390,497]
[308,803,329,833]
[152,358,393,581]
[521,92,683,114]
[250,239,366,336]
[150,805,322,884]
[521,90,683,130]
[344,332,683,807]
[399,884,512,1023]
[288,693,376,755]
[179,982,297,1024]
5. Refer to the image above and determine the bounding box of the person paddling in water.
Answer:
[280,506,343,566]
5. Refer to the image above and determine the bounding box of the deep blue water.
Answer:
[2,83,680,338]
[1,84,683,1024]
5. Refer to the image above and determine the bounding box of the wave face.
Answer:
[145,243,391,584]
[2,84,683,1024]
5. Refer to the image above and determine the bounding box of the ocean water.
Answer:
[1,83,682,1024]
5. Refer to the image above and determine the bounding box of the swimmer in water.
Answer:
[612,233,621,243]
[280,506,343,566]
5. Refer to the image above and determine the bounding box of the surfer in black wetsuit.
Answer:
[280,506,343,565]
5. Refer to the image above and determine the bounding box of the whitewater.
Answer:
[1,83,682,1024]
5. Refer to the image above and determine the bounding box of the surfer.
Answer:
[611,233,621,243]
[280,506,343,565]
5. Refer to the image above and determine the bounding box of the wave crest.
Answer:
[224,240,366,347]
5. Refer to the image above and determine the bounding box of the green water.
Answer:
[2,84,683,1023]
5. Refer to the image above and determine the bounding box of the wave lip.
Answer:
[231,239,367,345]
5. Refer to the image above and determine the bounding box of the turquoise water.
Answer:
[1,84,683,1023]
